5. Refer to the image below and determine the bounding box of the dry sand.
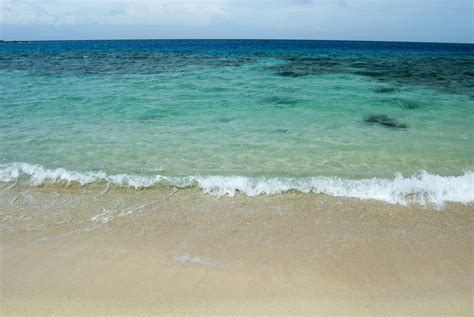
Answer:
[1,186,473,315]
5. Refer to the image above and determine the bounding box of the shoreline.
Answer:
[1,186,473,315]
[1,162,473,208]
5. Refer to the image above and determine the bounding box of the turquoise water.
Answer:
[1,40,473,205]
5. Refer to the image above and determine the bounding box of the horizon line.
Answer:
[1,38,473,45]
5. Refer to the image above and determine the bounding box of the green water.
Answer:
[2,61,473,178]
[0,40,473,180]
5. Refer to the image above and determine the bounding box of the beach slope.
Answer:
[1,187,472,315]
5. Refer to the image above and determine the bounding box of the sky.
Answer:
[1,0,473,43]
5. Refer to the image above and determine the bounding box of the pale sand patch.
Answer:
[1,186,472,315]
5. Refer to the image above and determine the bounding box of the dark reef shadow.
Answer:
[260,96,299,107]
[363,114,408,129]
[213,117,234,123]
[139,114,166,122]
[374,87,399,94]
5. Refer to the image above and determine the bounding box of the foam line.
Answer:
[1,162,472,209]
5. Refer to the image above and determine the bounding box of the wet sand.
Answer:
[1,186,472,315]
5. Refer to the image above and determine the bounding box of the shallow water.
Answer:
[1,40,473,205]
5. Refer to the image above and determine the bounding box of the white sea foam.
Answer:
[1,162,473,209]
[90,204,145,225]
[171,253,218,267]
[170,251,245,268]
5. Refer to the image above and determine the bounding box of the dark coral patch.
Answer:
[276,71,308,78]
[363,115,408,129]
[375,87,398,94]
[267,53,474,97]
[399,100,421,110]
[261,96,299,106]
[139,114,165,122]
[214,117,234,123]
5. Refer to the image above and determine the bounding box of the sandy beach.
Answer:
[1,186,472,315]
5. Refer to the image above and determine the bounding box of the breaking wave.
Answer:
[1,162,473,209]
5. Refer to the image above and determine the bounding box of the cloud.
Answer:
[3,0,229,26]
[288,0,313,5]
[2,0,473,42]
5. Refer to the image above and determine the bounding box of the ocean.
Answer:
[1,40,473,207]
